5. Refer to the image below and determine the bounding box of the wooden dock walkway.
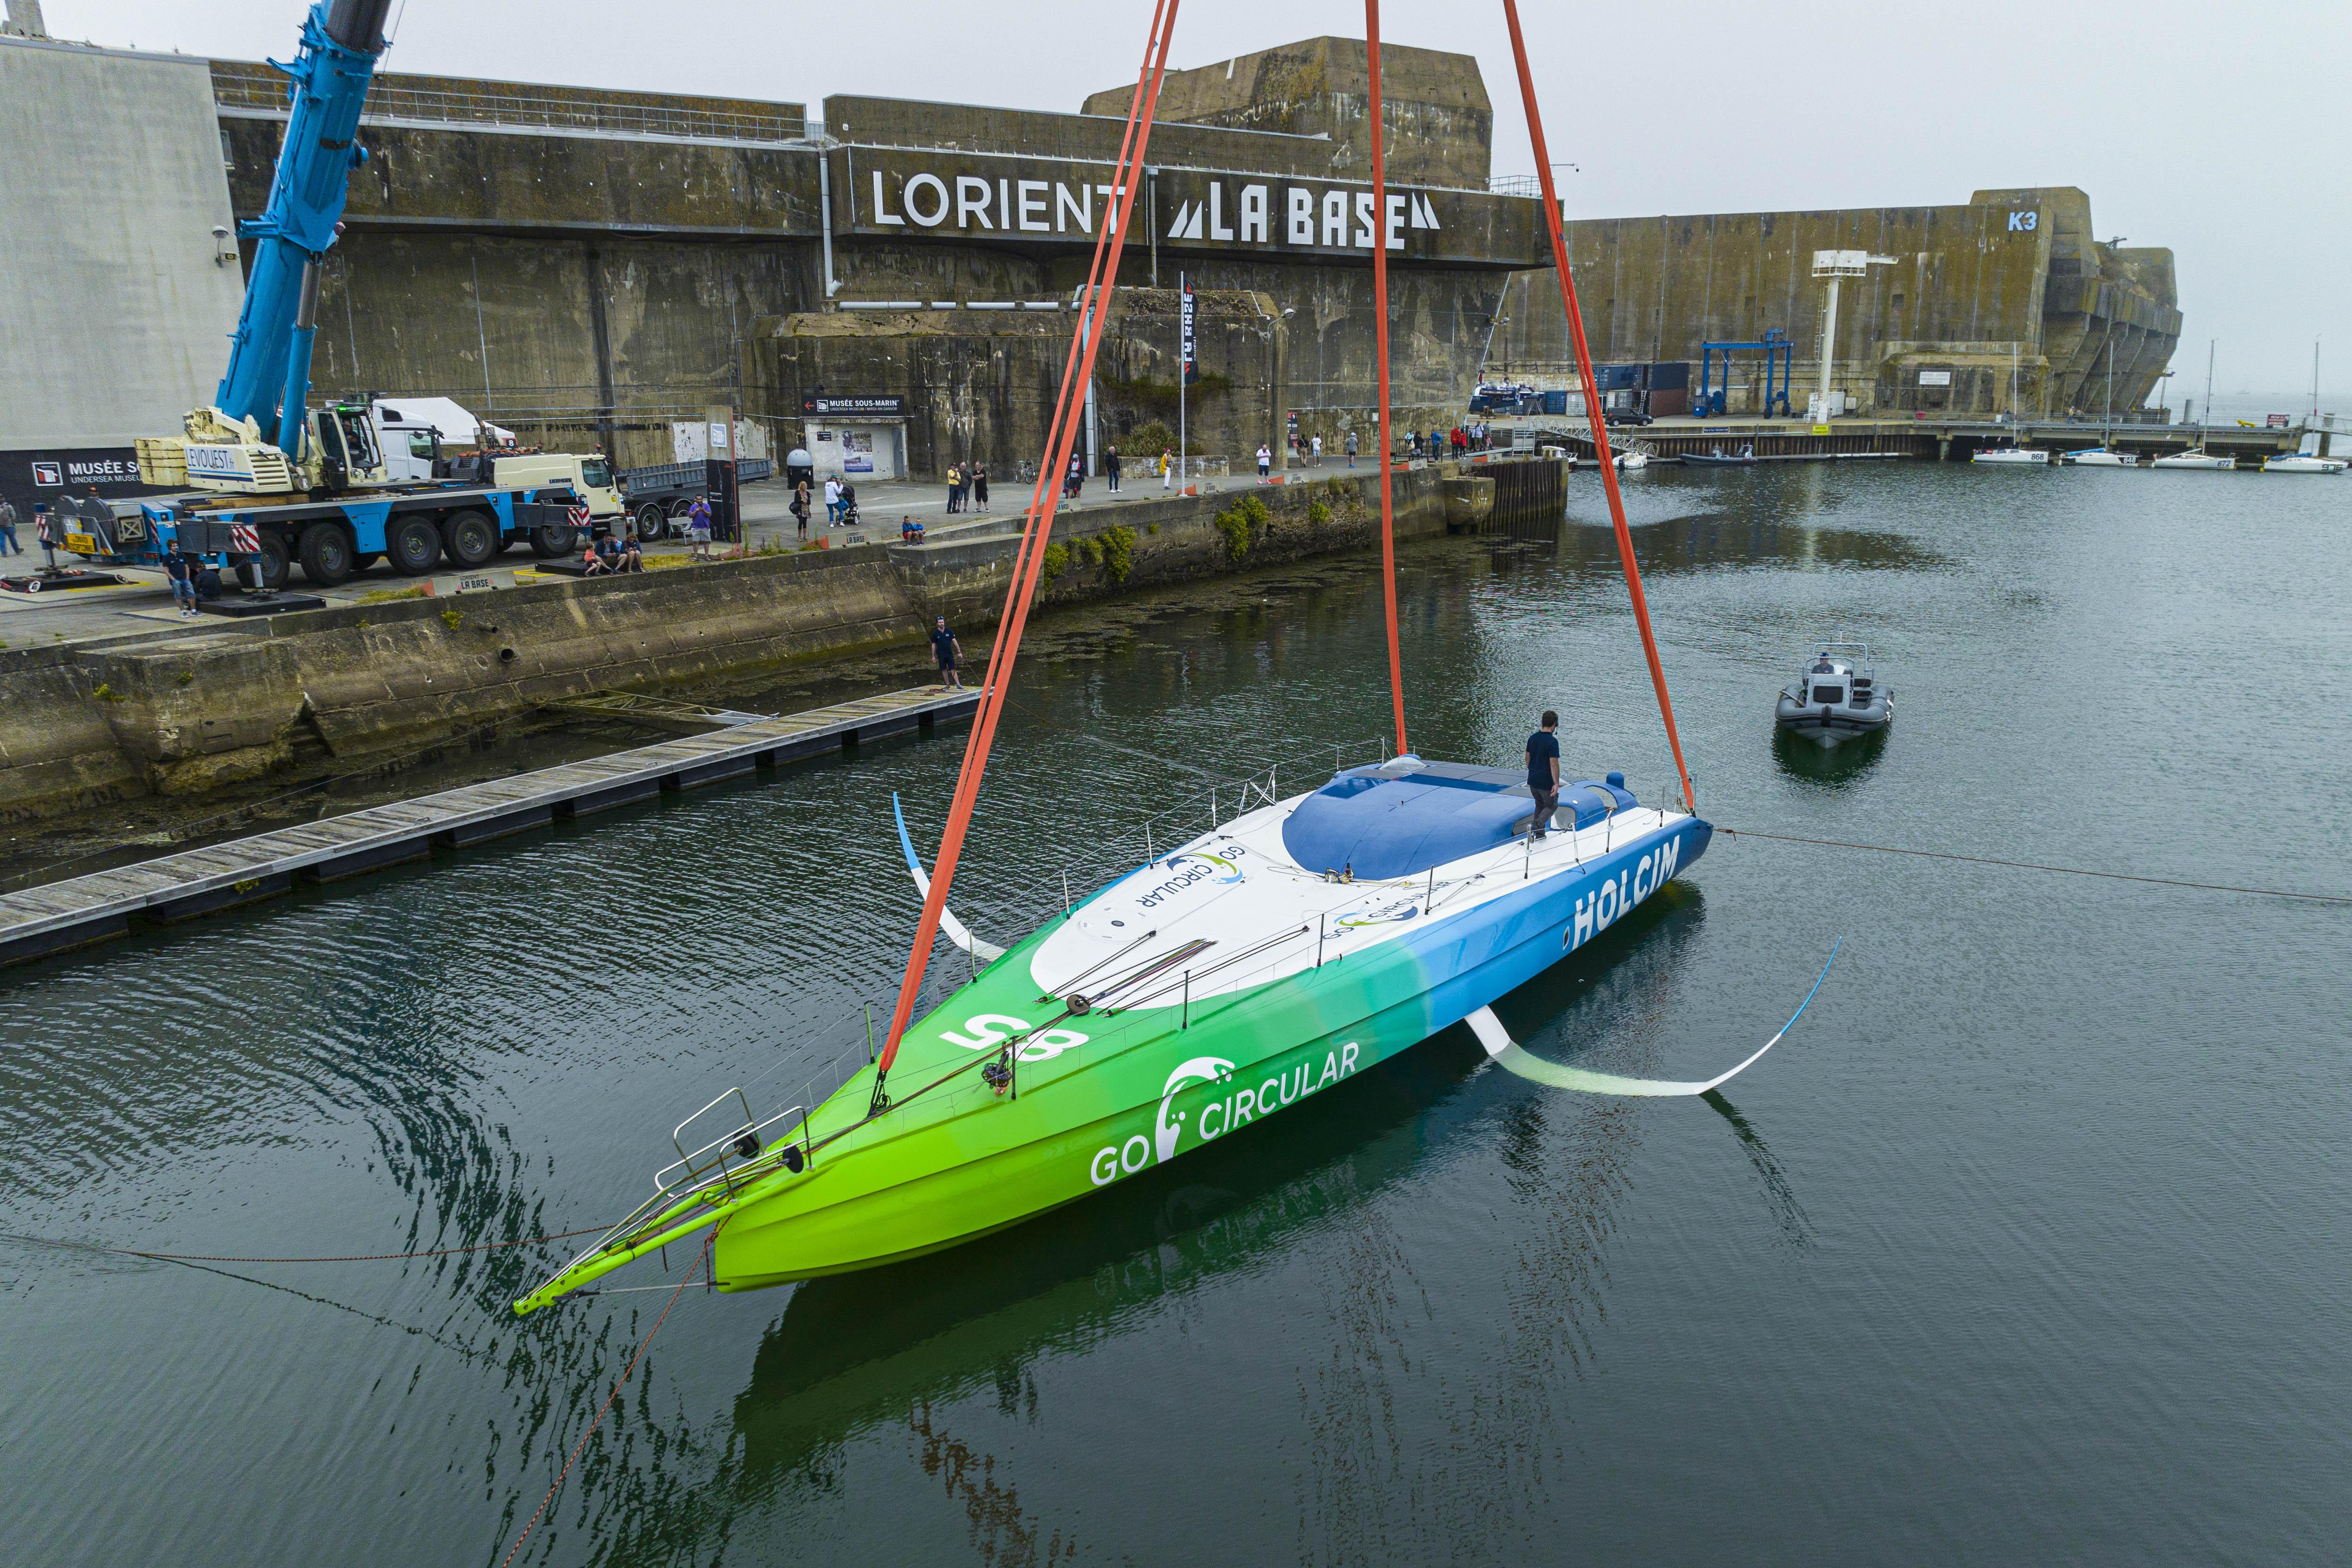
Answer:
[0,684,980,967]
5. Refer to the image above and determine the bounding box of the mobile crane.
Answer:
[56,0,618,594]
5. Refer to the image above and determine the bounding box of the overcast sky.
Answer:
[48,0,2348,408]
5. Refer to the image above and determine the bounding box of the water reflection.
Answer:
[1549,465,1953,576]
[714,881,1757,1515]
[1772,721,1890,786]
[727,1036,1483,1483]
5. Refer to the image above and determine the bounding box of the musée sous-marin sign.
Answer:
[843,153,1529,265]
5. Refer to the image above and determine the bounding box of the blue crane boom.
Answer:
[213,0,393,462]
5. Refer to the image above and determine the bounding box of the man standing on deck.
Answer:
[1525,709,1561,840]
[931,616,964,690]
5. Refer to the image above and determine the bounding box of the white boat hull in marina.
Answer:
[2064,449,2140,466]
[1972,448,2049,465]
[2261,454,2346,474]
[2152,449,2236,470]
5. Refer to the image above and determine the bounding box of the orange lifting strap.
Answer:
[1495,0,1698,810]
[874,0,1700,1100]
[871,0,1179,1096]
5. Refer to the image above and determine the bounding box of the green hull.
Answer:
[707,928,1407,1292]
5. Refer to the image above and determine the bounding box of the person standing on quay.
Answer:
[1310,432,1322,466]
[0,495,20,556]
[824,475,842,526]
[687,494,714,561]
[1525,709,1561,841]
[1067,449,1084,502]
[1256,442,1272,480]
[164,548,197,617]
[945,463,962,515]
[1161,449,1174,491]
[1345,430,1358,467]
[973,463,990,512]
[1105,444,1122,494]
[792,479,811,542]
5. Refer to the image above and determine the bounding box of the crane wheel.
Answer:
[388,517,441,576]
[298,523,355,586]
[529,524,576,559]
[440,509,497,568]
[253,533,292,591]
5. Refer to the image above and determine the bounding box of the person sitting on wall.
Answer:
[617,531,644,572]
[582,535,612,575]
[901,514,926,545]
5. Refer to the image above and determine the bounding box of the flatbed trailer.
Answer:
[618,458,771,541]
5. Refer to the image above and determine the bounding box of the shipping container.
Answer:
[1646,361,1691,391]
[1538,390,1570,415]
[1647,387,1690,417]
[1595,363,1647,390]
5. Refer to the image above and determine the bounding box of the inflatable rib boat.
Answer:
[1776,641,1892,747]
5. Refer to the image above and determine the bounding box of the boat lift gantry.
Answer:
[1699,331,1795,419]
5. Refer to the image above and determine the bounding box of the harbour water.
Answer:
[4,459,2347,1564]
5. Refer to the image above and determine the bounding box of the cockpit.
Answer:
[1799,653,1874,708]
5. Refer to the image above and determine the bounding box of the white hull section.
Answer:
[1030,792,1685,1005]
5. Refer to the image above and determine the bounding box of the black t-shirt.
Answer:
[1525,730,1560,793]
[931,628,958,663]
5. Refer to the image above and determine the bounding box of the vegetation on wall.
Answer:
[1118,418,1206,458]
[1099,525,1136,583]
[1214,494,1271,565]
[1100,371,1231,421]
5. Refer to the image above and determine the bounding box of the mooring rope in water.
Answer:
[499,1236,710,1568]
[0,1223,618,1266]
[1718,827,2350,904]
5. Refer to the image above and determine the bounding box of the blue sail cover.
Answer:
[1281,761,1637,880]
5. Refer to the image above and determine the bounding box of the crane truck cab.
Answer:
[135,399,395,496]
[436,451,622,527]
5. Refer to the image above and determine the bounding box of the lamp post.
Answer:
[1810,249,1895,420]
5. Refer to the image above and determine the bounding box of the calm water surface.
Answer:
[5,459,2348,1565]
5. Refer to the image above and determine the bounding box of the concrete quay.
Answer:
[1516,415,2313,464]
[0,458,1559,829]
